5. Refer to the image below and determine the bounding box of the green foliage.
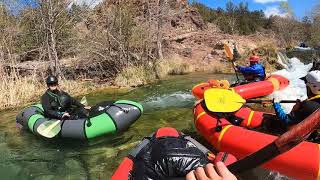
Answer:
[191,2,217,23]
[191,1,268,35]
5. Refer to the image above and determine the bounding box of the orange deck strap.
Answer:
[217,125,233,149]
[318,144,320,180]
[267,77,280,91]
[246,111,255,127]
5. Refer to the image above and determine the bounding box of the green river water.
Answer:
[0,73,288,180]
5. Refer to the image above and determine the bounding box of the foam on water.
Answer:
[141,91,195,111]
[268,55,312,113]
[294,46,313,51]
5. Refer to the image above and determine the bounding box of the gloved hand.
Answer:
[291,99,302,112]
[62,112,70,119]
[272,96,283,103]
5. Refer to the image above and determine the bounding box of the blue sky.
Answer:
[190,0,319,19]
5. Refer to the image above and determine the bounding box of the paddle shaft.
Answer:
[224,43,240,83]
[246,99,297,104]
[227,109,320,174]
[231,61,240,83]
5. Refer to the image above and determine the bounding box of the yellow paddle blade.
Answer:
[224,43,234,60]
[204,89,245,112]
[80,96,88,106]
[37,120,61,138]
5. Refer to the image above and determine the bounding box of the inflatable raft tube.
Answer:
[111,127,237,179]
[192,74,289,99]
[16,100,143,140]
[194,100,319,180]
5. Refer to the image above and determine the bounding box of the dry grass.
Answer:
[156,57,195,78]
[0,65,95,110]
[114,57,195,87]
[194,61,234,74]
[114,65,156,87]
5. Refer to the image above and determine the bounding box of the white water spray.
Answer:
[141,91,195,111]
[268,53,312,113]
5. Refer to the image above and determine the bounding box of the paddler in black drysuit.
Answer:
[41,75,91,120]
[266,70,320,142]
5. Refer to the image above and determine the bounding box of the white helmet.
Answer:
[306,70,320,95]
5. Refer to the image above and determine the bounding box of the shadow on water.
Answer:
[0,72,291,179]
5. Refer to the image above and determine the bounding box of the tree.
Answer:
[225,1,237,34]
[0,3,20,62]
[310,4,320,47]
[301,16,312,43]
[191,2,217,23]
[279,2,294,18]
[16,0,77,76]
[192,1,268,35]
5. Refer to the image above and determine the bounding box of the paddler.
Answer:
[273,70,320,141]
[233,55,266,83]
[41,75,91,120]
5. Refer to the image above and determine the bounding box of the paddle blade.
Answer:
[80,96,88,106]
[224,43,234,60]
[204,89,245,112]
[37,120,61,138]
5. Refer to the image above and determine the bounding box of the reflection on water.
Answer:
[0,73,290,179]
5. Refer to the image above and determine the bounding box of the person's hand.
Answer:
[272,96,286,103]
[84,106,91,110]
[186,162,237,180]
[272,98,280,103]
[291,99,302,112]
[62,112,70,118]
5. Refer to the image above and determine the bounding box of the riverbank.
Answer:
[0,44,280,111]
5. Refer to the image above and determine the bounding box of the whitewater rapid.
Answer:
[141,91,195,111]
[268,56,313,113]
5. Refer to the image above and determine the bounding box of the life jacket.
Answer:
[111,127,237,180]
[46,90,71,112]
[240,64,266,82]
[307,95,320,103]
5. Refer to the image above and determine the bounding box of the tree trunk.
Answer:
[157,0,164,60]
[48,0,60,76]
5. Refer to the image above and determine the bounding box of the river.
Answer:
[0,72,290,179]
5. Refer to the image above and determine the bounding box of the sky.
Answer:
[191,0,319,20]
